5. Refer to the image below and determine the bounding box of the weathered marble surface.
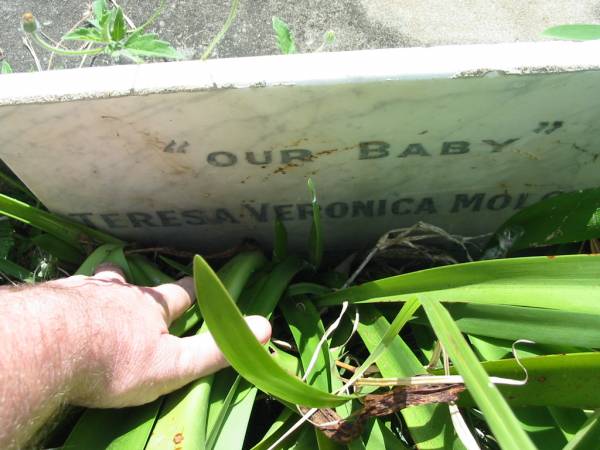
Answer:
[1,42,600,251]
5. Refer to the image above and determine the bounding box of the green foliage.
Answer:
[563,409,600,449]
[307,178,323,269]
[357,305,457,448]
[438,303,600,348]
[147,251,266,450]
[485,187,600,254]
[420,297,536,449]
[23,0,181,62]
[272,16,297,54]
[273,218,288,262]
[0,220,15,259]
[543,24,600,41]
[194,254,351,408]
[272,17,335,54]
[1,60,12,74]
[317,254,600,314]
[444,353,600,409]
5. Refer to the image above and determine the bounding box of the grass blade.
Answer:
[307,179,323,270]
[420,297,535,449]
[194,255,351,407]
[273,218,288,263]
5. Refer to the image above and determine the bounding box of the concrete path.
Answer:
[1,1,598,72]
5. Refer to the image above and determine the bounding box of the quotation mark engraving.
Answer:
[533,121,563,134]
[164,140,189,153]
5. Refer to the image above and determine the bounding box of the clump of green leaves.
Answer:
[21,0,181,63]
[272,16,335,54]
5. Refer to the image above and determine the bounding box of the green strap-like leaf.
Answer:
[0,219,14,259]
[563,409,600,450]
[0,193,122,247]
[434,303,600,348]
[194,255,351,408]
[75,243,121,275]
[62,399,162,450]
[0,258,32,281]
[543,24,600,41]
[316,255,600,315]
[148,251,268,450]
[441,353,600,409]
[357,305,457,448]
[345,298,419,388]
[307,178,323,269]
[280,297,332,390]
[486,187,600,252]
[420,297,536,450]
[31,233,84,265]
[273,218,288,263]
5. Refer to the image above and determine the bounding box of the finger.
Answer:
[93,263,126,283]
[148,277,195,325]
[150,316,272,394]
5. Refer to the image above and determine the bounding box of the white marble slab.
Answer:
[1,42,600,252]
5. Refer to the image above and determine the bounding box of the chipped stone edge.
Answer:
[1,40,600,107]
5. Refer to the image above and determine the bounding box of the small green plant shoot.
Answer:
[272,16,335,54]
[21,0,182,63]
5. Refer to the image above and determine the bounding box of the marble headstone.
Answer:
[1,41,600,252]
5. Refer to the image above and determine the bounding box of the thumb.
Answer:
[151,315,272,396]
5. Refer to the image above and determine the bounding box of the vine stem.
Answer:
[48,6,92,69]
[30,31,104,56]
[201,0,239,60]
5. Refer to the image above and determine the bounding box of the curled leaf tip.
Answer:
[21,12,38,33]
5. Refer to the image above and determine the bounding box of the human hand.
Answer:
[52,263,271,408]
